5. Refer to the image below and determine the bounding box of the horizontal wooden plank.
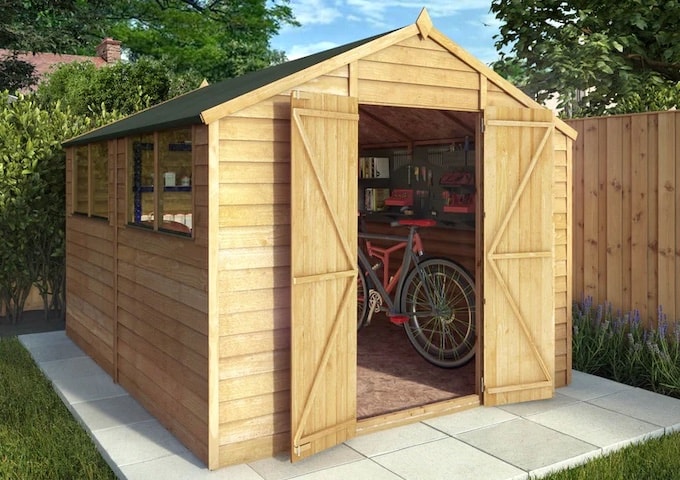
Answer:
[65,284,114,330]
[218,162,291,185]
[218,140,290,164]
[218,432,288,467]
[65,322,113,376]
[219,390,289,424]
[219,349,290,381]
[220,411,288,445]
[486,89,526,109]
[359,79,479,111]
[117,261,208,314]
[116,275,208,336]
[219,307,290,337]
[66,268,114,306]
[220,117,290,143]
[117,327,208,418]
[360,59,479,91]
[218,225,290,250]
[116,295,208,376]
[67,214,114,241]
[67,229,114,259]
[228,95,290,120]
[218,246,290,271]
[219,369,290,401]
[117,243,207,292]
[364,41,475,72]
[219,204,290,227]
[220,328,290,358]
[294,75,350,97]
[219,184,290,206]
[217,266,289,293]
[118,227,207,268]
[217,286,290,314]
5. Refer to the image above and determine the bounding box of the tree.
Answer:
[0,0,109,53]
[491,0,680,116]
[34,58,194,117]
[0,53,38,93]
[107,0,296,82]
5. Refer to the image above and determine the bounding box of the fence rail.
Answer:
[567,111,679,326]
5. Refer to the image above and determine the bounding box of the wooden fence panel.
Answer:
[568,111,679,326]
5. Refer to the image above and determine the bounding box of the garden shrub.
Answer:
[0,92,122,322]
[573,297,680,398]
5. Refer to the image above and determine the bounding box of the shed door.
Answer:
[483,106,555,406]
[290,92,359,461]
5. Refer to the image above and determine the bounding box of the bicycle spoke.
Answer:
[401,258,476,368]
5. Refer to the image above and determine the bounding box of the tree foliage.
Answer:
[491,0,680,116]
[0,92,124,322]
[0,0,109,53]
[34,58,199,117]
[1,1,298,91]
[107,0,297,82]
[0,53,38,93]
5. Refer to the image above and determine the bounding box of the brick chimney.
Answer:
[96,38,122,63]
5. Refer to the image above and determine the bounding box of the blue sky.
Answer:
[270,1,503,64]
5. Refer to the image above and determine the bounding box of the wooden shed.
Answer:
[62,9,576,470]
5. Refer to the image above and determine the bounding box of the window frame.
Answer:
[127,128,194,238]
[72,142,109,220]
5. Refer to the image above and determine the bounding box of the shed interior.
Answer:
[355,104,480,419]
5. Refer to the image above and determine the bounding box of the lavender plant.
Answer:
[572,297,680,398]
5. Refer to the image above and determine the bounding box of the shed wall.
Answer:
[215,34,572,467]
[65,125,212,464]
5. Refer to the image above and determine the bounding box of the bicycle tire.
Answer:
[357,266,370,330]
[400,257,476,368]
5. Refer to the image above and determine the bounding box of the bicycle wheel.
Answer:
[357,268,369,330]
[400,257,476,368]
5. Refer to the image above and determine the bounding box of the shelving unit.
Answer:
[358,140,476,227]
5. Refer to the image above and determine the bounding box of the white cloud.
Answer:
[344,0,492,27]
[286,41,340,60]
[288,0,343,26]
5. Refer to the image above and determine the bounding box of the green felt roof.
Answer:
[62,31,391,147]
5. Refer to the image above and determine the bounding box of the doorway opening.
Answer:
[356,104,481,421]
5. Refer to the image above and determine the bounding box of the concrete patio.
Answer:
[19,330,680,480]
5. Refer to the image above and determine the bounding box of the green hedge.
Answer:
[0,92,121,323]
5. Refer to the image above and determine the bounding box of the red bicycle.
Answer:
[357,217,476,368]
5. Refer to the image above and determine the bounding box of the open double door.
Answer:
[290,92,555,461]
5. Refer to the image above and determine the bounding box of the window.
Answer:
[129,128,193,236]
[73,142,108,219]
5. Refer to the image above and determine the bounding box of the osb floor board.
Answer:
[357,314,476,419]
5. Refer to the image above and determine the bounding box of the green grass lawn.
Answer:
[541,431,680,479]
[0,337,116,480]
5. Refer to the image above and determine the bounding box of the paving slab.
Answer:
[588,387,680,430]
[372,437,527,480]
[456,418,598,472]
[530,402,663,452]
[345,422,448,457]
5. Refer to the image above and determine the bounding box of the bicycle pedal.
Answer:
[388,315,408,325]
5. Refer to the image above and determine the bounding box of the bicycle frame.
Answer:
[358,226,431,317]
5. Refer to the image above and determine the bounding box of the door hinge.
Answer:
[480,376,485,393]
[480,117,485,134]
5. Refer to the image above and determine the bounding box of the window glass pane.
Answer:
[74,146,89,214]
[91,142,108,218]
[129,134,155,228]
[158,128,192,235]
